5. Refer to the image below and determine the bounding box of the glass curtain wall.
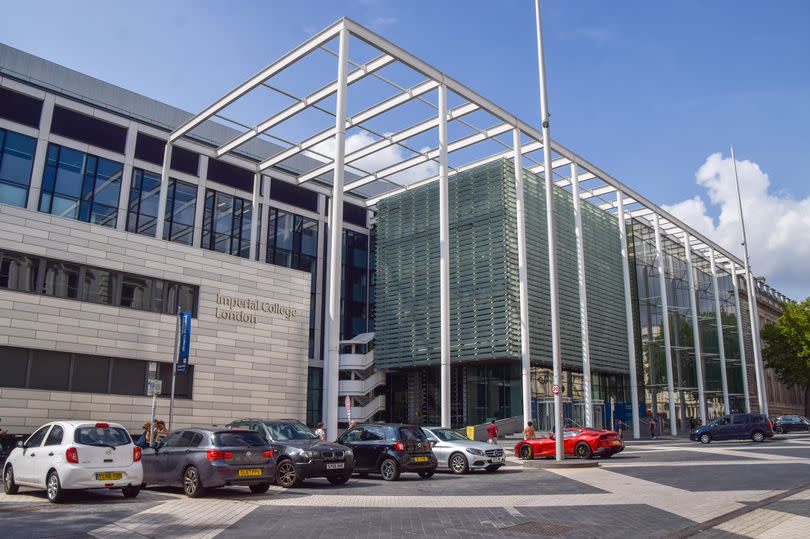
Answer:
[163,179,196,245]
[342,229,369,340]
[693,255,723,419]
[201,188,252,258]
[0,128,37,207]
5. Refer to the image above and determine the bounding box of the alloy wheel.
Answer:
[183,467,202,497]
[380,459,399,481]
[277,461,298,488]
[450,454,468,474]
[752,431,765,442]
[4,467,18,495]
[519,445,533,460]
[700,434,711,444]
[47,472,62,503]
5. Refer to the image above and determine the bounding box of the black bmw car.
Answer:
[226,419,354,487]
[336,423,437,481]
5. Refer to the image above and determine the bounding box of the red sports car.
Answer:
[514,428,624,460]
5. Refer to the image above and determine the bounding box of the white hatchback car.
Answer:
[3,421,143,503]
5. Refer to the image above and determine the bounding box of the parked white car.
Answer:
[421,427,505,474]
[3,421,143,503]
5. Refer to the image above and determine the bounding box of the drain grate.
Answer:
[502,521,576,536]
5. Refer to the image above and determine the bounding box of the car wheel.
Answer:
[775,426,784,434]
[275,460,301,488]
[327,474,350,486]
[46,471,64,504]
[249,482,271,494]
[3,466,19,495]
[700,433,712,444]
[485,465,502,472]
[418,470,434,479]
[518,444,534,460]
[575,442,592,459]
[380,458,400,481]
[121,485,140,498]
[751,431,765,443]
[183,466,206,498]
[449,453,469,474]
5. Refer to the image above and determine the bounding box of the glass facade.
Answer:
[39,143,123,227]
[201,188,252,258]
[127,169,161,236]
[0,128,37,207]
[163,178,196,245]
[128,171,196,245]
[342,229,369,340]
[266,206,319,357]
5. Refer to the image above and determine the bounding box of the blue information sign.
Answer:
[176,310,192,373]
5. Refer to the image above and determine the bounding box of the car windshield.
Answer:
[74,426,131,447]
[431,429,469,442]
[265,422,318,441]
[214,431,266,447]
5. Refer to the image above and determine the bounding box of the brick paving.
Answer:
[0,432,807,538]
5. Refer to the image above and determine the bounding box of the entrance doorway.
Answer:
[534,398,605,431]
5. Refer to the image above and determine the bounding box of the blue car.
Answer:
[690,413,774,444]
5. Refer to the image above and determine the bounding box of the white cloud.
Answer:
[662,153,810,300]
[310,131,438,187]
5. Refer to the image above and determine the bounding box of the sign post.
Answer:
[147,378,162,447]
[168,310,191,431]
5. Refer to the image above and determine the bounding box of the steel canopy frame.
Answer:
[163,16,767,435]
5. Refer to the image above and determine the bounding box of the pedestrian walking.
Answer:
[314,422,326,441]
[487,420,499,444]
[649,418,656,439]
[523,421,536,440]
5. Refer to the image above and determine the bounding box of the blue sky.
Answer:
[2,1,809,297]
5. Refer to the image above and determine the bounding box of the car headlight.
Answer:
[343,449,353,457]
[466,448,485,456]
[301,451,320,459]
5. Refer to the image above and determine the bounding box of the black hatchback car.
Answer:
[227,419,354,487]
[774,415,810,434]
[337,423,438,481]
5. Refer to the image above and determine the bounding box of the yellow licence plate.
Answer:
[96,472,123,480]
[612,440,622,446]
[412,456,429,463]
[238,468,262,477]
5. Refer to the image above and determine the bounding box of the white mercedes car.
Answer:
[3,421,143,503]
[421,427,505,474]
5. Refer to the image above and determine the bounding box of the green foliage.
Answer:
[761,297,810,389]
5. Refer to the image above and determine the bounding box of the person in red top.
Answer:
[487,420,499,444]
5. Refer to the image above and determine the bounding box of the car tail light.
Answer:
[767,420,773,429]
[66,447,79,464]
[133,446,142,462]
[95,423,109,428]
[261,449,276,459]
[394,441,406,452]
[206,449,234,461]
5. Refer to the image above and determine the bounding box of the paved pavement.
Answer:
[1,432,808,538]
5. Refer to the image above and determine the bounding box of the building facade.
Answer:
[0,43,373,435]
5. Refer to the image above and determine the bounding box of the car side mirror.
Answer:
[17,441,24,449]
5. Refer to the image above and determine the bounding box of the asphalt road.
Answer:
[2,432,809,538]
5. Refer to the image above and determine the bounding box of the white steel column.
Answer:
[513,129,533,428]
[570,162,592,427]
[710,248,730,413]
[616,192,640,439]
[729,261,751,412]
[731,146,768,415]
[325,28,349,440]
[653,214,677,436]
[684,232,707,425]
[438,84,451,429]
[155,143,173,239]
[535,0,563,458]
[248,172,260,261]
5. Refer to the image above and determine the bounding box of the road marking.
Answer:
[601,458,809,468]
[505,506,522,517]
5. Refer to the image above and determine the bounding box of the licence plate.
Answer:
[612,440,622,446]
[238,468,262,477]
[490,456,505,463]
[96,472,123,481]
[412,456,429,463]
[326,462,345,470]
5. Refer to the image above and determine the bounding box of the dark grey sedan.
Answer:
[141,428,277,497]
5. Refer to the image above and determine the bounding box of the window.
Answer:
[29,350,70,391]
[127,169,161,237]
[732,414,749,424]
[162,431,185,447]
[157,362,194,399]
[110,358,146,396]
[361,426,385,441]
[3,347,28,388]
[74,426,131,447]
[213,431,266,447]
[340,428,363,443]
[163,179,196,245]
[343,229,369,339]
[0,251,38,293]
[39,144,123,227]
[0,248,199,317]
[44,425,64,446]
[0,128,37,207]
[25,426,51,448]
[266,208,318,272]
[71,355,110,393]
[201,189,252,258]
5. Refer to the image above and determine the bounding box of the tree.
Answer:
[761,297,810,416]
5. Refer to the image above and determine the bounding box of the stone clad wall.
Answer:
[0,203,311,434]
